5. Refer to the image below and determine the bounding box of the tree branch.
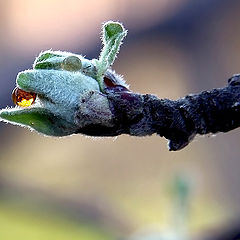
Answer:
[77,74,240,151]
[1,21,239,151]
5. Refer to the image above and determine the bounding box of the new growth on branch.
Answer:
[1,21,240,151]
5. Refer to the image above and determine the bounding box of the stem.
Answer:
[77,74,240,151]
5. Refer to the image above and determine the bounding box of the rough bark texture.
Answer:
[78,74,240,151]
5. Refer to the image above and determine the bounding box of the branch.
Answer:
[0,21,239,151]
[76,74,240,151]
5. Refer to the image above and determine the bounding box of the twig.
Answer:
[1,21,239,151]
[77,74,240,151]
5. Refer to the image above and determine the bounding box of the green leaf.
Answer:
[0,108,76,136]
[102,21,124,43]
[96,21,127,90]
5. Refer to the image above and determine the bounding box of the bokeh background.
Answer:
[0,0,240,239]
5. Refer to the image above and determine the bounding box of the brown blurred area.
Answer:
[0,0,240,239]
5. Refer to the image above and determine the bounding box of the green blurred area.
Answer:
[0,200,113,240]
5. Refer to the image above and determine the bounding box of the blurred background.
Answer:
[0,0,240,239]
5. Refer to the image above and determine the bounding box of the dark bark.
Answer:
[78,74,240,151]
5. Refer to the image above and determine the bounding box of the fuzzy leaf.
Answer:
[96,21,127,90]
[0,108,76,136]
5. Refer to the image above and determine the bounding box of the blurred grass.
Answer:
[0,201,113,240]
